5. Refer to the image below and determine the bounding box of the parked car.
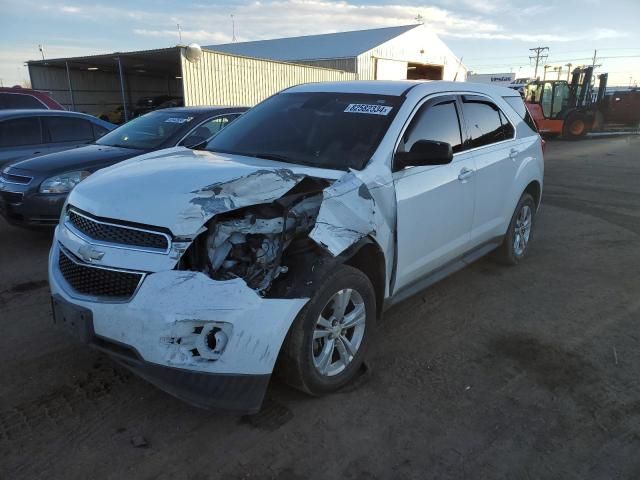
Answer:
[133,95,183,117]
[48,81,543,413]
[99,105,132,125]
[0,86,65,110]
[0,106,246,227]
[0,110,115,169]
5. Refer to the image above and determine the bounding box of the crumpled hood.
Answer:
[68,147,343,236]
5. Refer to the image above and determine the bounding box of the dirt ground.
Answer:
[1,136,640,480]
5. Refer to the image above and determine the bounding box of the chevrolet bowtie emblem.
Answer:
[77,244,105,262]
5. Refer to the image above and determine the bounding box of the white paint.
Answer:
[50,80,543,385]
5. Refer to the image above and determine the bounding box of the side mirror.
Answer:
[394,140,453,170]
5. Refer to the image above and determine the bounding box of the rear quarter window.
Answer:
[503,96,538,133]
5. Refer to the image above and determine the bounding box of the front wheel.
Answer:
[277,264,376,395]
[564,114,590,140]
[494,193,536,265]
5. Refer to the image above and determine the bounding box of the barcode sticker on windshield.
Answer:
[344,104,393,115]
[165,117,192,124]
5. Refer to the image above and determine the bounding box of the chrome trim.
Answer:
[65,208,172,255]
[55,243,147,304]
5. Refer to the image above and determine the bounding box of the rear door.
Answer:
[0,117,47,167]
[458,95,520,245]
[393,95,476,291]
[43,116,95,155]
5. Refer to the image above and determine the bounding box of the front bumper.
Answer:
[49,235,308,413]
[0,181,66,227]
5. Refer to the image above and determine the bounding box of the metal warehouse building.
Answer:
[26,24,464,119]
[210,24,466,82]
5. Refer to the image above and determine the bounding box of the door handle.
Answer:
[509,148,518,161]
[458,167,474,181]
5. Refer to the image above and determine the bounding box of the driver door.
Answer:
[393,95,476,292]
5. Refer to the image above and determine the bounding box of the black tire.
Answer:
[494,193,536,265]
[277,264,376,396]
[564,114,590,140]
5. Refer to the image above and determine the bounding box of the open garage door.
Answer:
[407,62,443,80]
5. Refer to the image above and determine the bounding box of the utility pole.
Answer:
[231,14,237,42]
[38,44,45,60]
[177,23,182,43]
[565,63,572,81]
[556,66,562,80]
[529,46,548,79]
[543,64,552,81]
[591,49,597,69]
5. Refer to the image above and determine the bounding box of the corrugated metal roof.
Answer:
[206,24,420,61]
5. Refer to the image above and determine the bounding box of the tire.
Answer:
[494,193,536,265]
[564,114,589,140]
[277,264,376,396]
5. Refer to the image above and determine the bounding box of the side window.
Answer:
[401,100,463,153]
[0,93,45,109]
[0,117,42,147]
[461,100,510,148]
[499,111,515,138]
[45,117,94,143]
[503,96,538,133]
[92,124,110,140]
[182,115,235,146]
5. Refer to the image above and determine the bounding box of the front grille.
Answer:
[58,248,143,300]
[0,191,23,204]
[1,171,33,184]
[68,209,169,251]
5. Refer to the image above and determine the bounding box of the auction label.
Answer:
[344,104,393,115]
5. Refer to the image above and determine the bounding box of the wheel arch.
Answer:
[524,179,542,209]
[339,237,386,319]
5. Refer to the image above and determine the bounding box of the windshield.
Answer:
[205,92,403,170]
[96,111,197,149]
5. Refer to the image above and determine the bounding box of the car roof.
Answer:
[287,80,520,97]
[152,106,248,114]
[0,109,101,120]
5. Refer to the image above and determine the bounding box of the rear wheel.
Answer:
[278,264,376,395]
[494,193,536,265]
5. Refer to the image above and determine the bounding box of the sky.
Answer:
[1,0,639,87]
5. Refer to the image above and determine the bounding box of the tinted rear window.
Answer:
[503,96,538,133]
[0,93,45,109]
[461,101,508,148]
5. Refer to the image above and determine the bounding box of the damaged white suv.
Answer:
[49,81,543,413]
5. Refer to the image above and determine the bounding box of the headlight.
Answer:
[40,171,91,194]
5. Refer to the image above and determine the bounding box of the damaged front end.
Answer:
[50,150,394,413]
[178,177,328,295]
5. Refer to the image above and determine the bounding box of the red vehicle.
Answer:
[0,86,65,110]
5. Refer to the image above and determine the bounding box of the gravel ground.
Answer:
[1,136,639,479]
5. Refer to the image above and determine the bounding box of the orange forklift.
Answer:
[524,66,609,139]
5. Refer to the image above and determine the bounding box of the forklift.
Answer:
[524,66,609,139]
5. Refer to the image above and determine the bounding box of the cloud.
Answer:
[60,5,80,14]
[133,29,231,44]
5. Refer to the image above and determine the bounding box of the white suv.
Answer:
[49,81,543,413]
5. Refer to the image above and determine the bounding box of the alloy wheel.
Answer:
[312,288,366,377]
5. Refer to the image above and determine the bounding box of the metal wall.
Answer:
[290,58,358,74]
[29,65,182,116]
[181,49,357,106]
[356,25,466,81]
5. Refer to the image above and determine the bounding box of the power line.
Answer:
[529,46,549,78]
